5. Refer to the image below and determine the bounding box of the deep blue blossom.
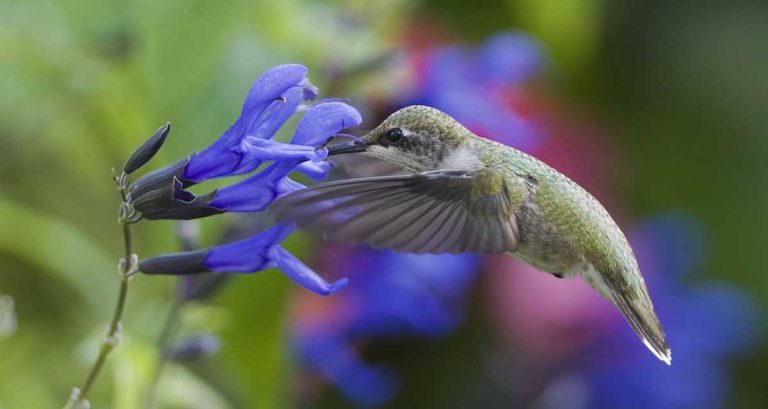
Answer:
[130,64,360,220]
[210,101,361,211]
[183,64,320,182]
[293,250,479,406]
[203,225,348,295]
[138,64,361,296]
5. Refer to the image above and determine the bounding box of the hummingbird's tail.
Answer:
[580,263,671,364]
[610,287,671,365]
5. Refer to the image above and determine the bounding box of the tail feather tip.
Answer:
[642,337,672,365]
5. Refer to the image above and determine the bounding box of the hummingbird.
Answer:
[272,105,671,364]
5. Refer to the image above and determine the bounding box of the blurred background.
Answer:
[1,0,767,408]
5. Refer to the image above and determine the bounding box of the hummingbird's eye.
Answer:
[381,128,404,146]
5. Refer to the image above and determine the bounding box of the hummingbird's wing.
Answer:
[271,169,531,254]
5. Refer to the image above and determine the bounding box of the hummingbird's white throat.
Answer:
[440,147,483,171]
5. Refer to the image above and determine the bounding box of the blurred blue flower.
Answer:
[297,329,399,407]
[476,33,543,87]
[581,213,761,409]
[402,32,545,151]
[293,250,479,406]
[343,252,479,339]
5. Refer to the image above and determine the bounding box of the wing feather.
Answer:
[409,200,455,252]
[419,201,460,253]
[271,170,531,254]
[307,189,412,231]
[324,190,419,243]
[378,198,451,250]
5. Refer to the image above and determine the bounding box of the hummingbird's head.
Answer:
[327,105,474,173]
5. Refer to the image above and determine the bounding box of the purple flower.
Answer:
[210,101,361,212]
[137,64,361,296]
[204,224,348,295]
[130,65,361,221]
[142,224,348,296]
[183,64,319,182]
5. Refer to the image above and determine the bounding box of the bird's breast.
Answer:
[512,200,582,273]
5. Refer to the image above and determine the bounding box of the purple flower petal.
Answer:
[183,66,311,182]
[235,86,307,164]
[240,137,327,162]
[241,64,308,115]
[294,160,335,181]
[271,246,348,295]
[292,101,363,147]
[206,102,362,212]
[210,162,305,212]
[300,77,319,100]
[203,224,294,272]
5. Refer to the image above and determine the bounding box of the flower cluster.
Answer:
[126,64,361,295]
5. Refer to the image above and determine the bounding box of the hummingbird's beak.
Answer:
[325,136,368,156]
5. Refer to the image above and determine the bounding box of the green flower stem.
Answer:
[65,173,137,409]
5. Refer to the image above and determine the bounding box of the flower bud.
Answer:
[139,250,209,275]
[129,161,224,221]
[123,123,171,174]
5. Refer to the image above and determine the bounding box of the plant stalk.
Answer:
[65,174,136,409]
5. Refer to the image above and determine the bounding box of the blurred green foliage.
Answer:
[1,0,767,408]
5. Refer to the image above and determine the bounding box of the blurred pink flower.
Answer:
[485,255,616,364]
